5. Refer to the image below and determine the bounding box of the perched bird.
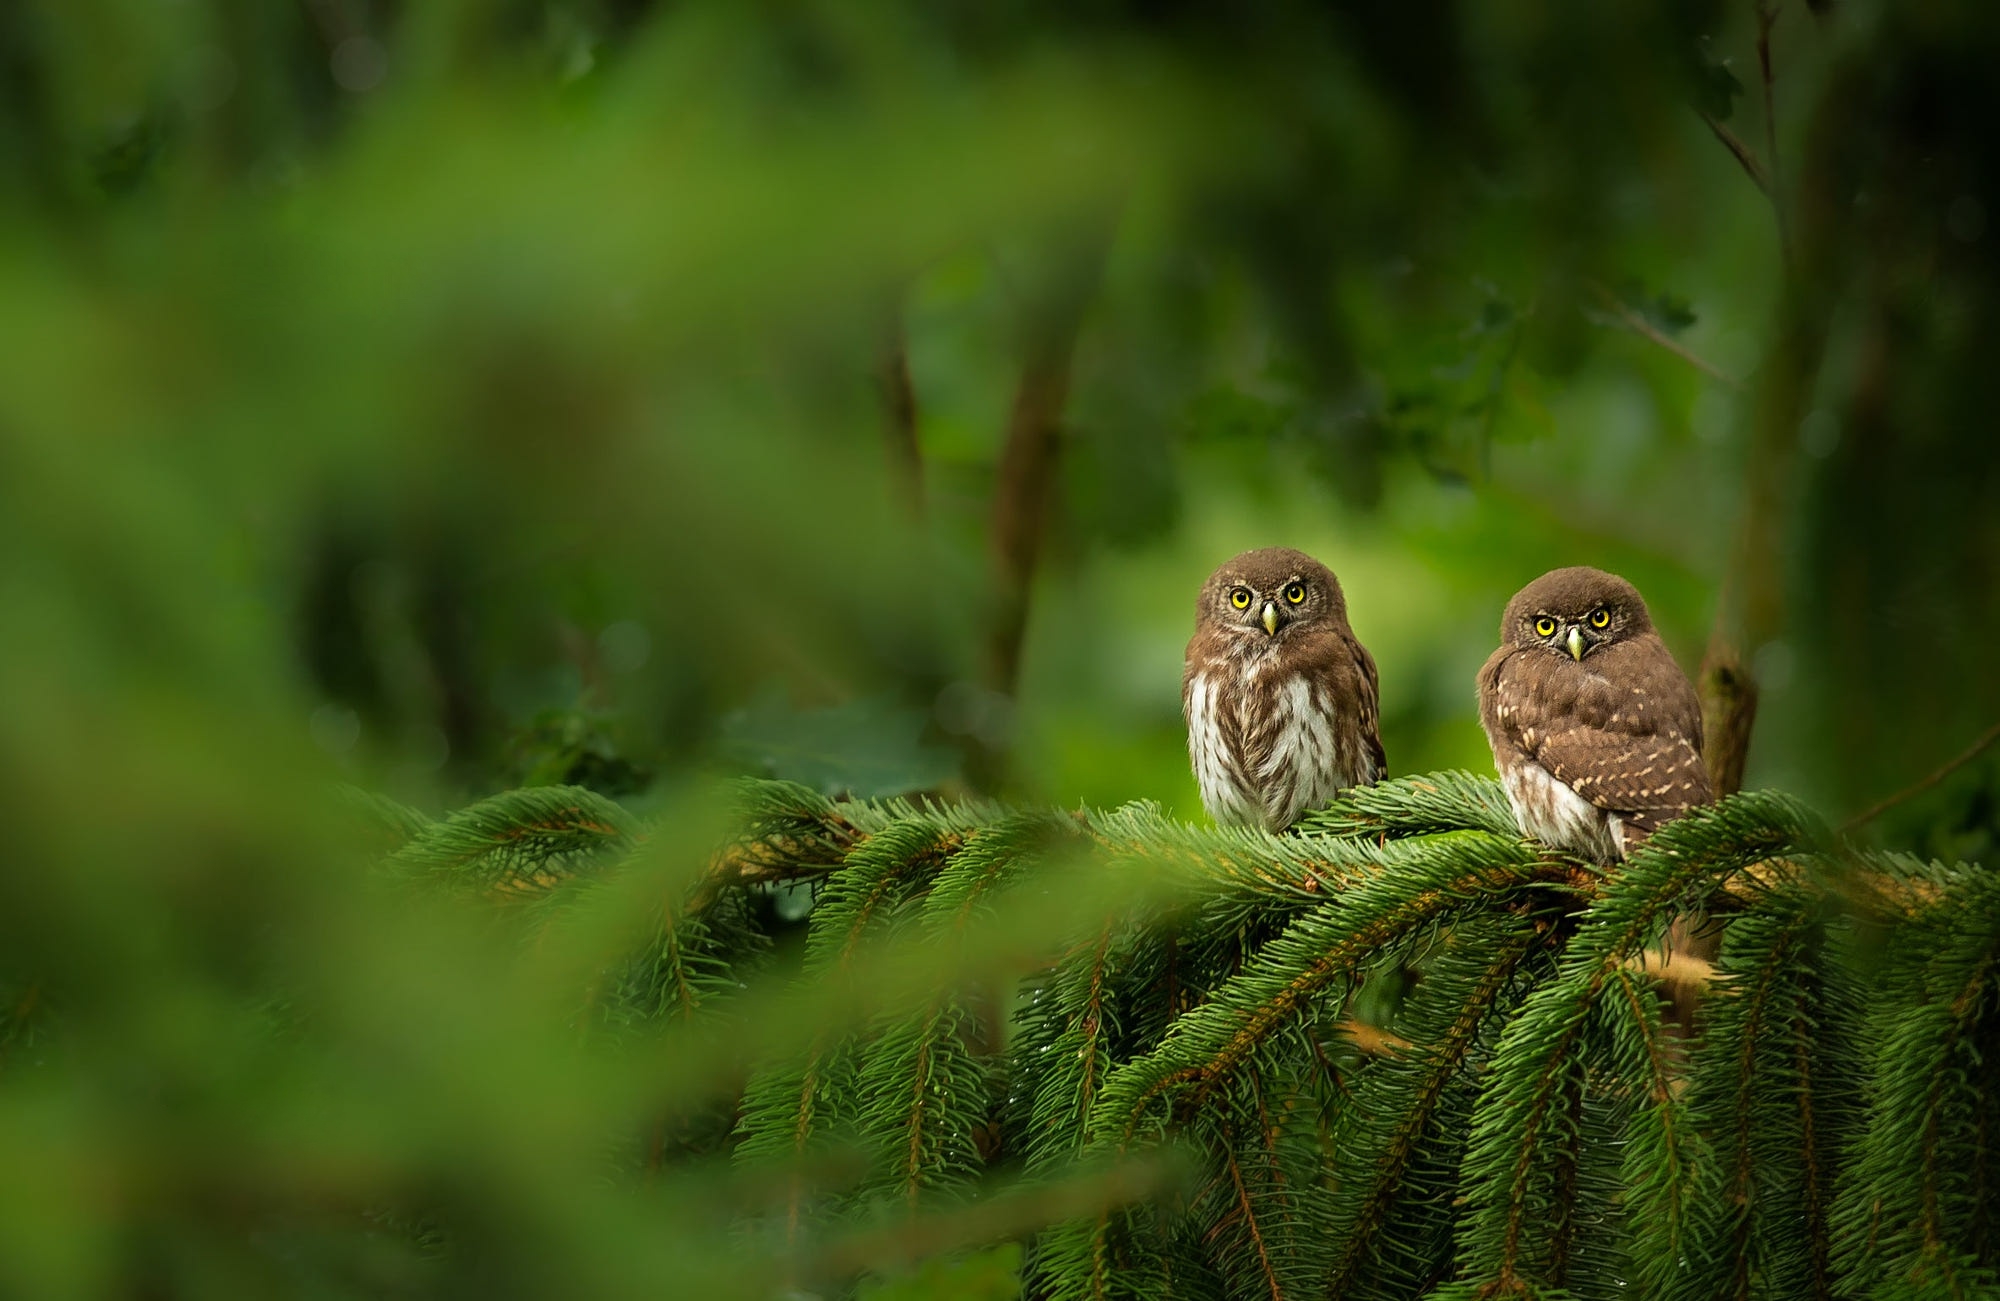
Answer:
[1183,547,1385,831]
[1477,566,1712,862]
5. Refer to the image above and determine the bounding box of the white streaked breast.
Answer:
[1186,671,1259,826]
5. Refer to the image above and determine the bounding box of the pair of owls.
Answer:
[1183,547,1711,861]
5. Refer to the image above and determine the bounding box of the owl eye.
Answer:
[1283,581,1306,605]
[1230,587,1252,610]
[1534,616,1558,638]
[1589,607,1611,629]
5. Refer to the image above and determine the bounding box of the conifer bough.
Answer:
[369,773,2000,1299]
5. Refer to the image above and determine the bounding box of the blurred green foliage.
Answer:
[2,0,1999,1295]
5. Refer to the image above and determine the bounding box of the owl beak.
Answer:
[1262,602,1279,636]
[1566,625,1585,661]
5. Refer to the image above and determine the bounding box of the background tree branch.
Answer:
[878,306,925,521]
[976,230,1109,784]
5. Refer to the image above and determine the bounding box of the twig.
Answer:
[1338,1016,1411,1057]
[1699,111,1771,197]
[1842,719,2000,832]
[986,339,1072,702]
[1691,1,1801,823]
[977,229,1109,787]
[877,309,925,519]
[1585,282,1744,390]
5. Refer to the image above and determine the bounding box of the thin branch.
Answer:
[980,229,1108,741]
[1842,718,2000,832]
[1585,281,1744,390]
[1221,1143,1284,1301]
[878,309,925,520]
[1699,110,1771,196]
[1338,1016,1412,1056]
[985,337,1073,703]
[1691,2,1802,847]
[1791,975,1834,1299]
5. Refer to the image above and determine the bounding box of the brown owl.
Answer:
[1477,567,1712,862]
[1183,548,1385,831]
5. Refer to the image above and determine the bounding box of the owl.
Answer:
[1183,548,1386,832]
[1477,566,1713,862]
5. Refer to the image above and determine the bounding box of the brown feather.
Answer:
[1477,567,1712,861]
[1184,548,1385,831]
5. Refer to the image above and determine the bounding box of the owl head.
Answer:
[1196,547,1350,640]
[1501,566,1654,662]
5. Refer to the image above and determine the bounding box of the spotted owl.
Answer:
[1477,566,1712,862]
[1183,548,1386,832]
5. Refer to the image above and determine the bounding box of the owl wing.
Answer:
[1351,635,1387,783]
[1489,647,1711,841]
[1273,629,1386,792]
[1528,729,1709,840]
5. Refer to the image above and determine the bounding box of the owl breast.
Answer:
[1187,656,1372,832]
[1185,669,1261,826]
[1500,760,1626,862]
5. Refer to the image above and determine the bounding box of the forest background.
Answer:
[1,0,1998,1297]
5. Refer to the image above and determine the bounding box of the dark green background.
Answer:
[0,0,1995,1294]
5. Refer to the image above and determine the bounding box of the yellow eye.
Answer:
[1284,581,1306,605]
[1534,616,1558,638]
[1589,607,1611,629]
[1230,587,1252,610]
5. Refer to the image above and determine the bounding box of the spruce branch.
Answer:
[856,814,1081,1205]
[1326,913,1546,1297]
[372,773,2000,1295]
[1017,914,1145,1176]
[1455,793,1820,1293]
[1088,832,1553,1150]
[336,783,434,847]
[1606,963,1700,1296]
[1672,861,1863,1300]
[1219,1140,1283,1301]
[734,817,971,1235]
[796,1156,1178,1293]
[1295,771,1521,841]
[1835,863,2000,1293]
[384,783,636,896]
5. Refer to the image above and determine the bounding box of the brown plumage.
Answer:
[1477,566,1712,862]
[1183,547,1385,831]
